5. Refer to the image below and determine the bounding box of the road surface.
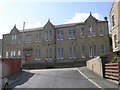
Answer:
[9,68,101,89]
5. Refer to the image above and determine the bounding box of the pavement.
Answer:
[77,67,119,89]
[7,71,28,85]
[7,67,119,89]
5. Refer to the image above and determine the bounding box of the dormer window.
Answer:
[99,25,104,36]
[45,31,52,41]
[88,25,96,37]
[88,26,92,37]
[11,35,16,44]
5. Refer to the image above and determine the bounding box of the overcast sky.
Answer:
[0,1,114,39]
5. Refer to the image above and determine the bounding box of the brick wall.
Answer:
[2,58,21,77]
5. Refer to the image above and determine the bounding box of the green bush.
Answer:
[110,56,118,63]
[110,59,118,63]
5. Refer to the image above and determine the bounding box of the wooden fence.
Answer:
[105,63,120,84]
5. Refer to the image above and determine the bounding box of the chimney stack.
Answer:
[104,17,107,21]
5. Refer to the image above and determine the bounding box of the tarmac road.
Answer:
[8,68,99,89]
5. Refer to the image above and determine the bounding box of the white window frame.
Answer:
[18,50,21,58]
[93,45,97,57]
[92,26,96,37]
[49,31,52,41]
[69,47,72,59]
[13,51,16,57]
[49,48,52,60]
[68,30,72,40]
[11,35,16,44]
[26,34,32,43]
[112,15,115,28]
[89,46,93,58]
[88,26,92,37]
[60,31,64,40]
[10,51,16,58]
[45,48,52,60]
[57,48,60,59]
[45,31,52,41]
[57,31,60,41]
[72,29,76,39]
[57,30,64,41]
[45,49,48,60]
[45,31,48,41]
[35,32,41,42]
[80,28,85,38]
[88,25,96,37]
[6,51,8,58]
[68,29,76,40]
[57,48,64,60]
[114,34,118,49]
[69,47,76,59]
[100,44,105,55]
[99,25,104,36]
[73,47,76,59]
[61,48,64,59]
[35,49,40,60]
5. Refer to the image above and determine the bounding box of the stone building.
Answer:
[0,39,2,58]
[2,13,110,67]
[110,0,120,52]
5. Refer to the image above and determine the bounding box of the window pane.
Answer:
[10,51,12,58]
[73,47,76,58]
[46,49,48,58]
[35,49,37,59]
[99,25,104,36]
[101,45,105,55]
[81,28,85,37]
[73,30,75,39]
[18,50,21,58]
[92,26,96,36]
[89,46,92,57]
[6,51,8,58]
[38,49,40,59]
[69,30,72,39]
[88,26,92,37]
[57,48,60,59]
[112,15,115,27]
[57,31,60,40]
[49,31,52,41]
[61,48,64,59]
[81,46,85,58]
[11,35,16,44]
[49,48,52,58]
[45,31,48,41]
[61,31,63,40]
[93,45,97,57]
[13,51,16,57]
[114,34,117,48]
[35,33,41,42]
[26,34,32,43]
[69,47,72,58]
